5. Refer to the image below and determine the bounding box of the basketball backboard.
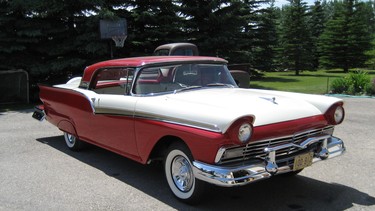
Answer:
[100,19,127,39]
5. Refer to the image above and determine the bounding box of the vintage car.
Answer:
[153,42,251,88]
[33,56,346,203]
[153,42,199,56]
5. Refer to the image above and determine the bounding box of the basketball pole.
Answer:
[110,41,114,58]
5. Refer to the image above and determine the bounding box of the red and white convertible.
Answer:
[33,56,346,203]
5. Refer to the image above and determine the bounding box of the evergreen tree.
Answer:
[309,0,326,70]
[237,0,271,64]
[279,0,312,75]
[365,37,375,69]
[0,0,120,81]
[364,0,375,34]
[364,0,375,68]
[319,0,372,72]
[253,2,278,71]
[127,0,183,56]
[0,1,41,71]
[179,0,249,61]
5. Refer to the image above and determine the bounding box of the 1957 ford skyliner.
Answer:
[33,56,346,203]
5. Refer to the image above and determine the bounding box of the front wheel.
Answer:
[63,132,84,151]
[164,143,205,204]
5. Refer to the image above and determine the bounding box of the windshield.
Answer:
[133,63,237,95]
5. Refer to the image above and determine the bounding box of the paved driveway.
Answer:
[0,98,374,210]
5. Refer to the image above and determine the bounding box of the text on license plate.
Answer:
[293,152,314,171]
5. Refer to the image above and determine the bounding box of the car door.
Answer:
[84,67,139,157]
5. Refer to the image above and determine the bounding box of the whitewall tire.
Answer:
[63,132,83,151]
[164,143,205,204]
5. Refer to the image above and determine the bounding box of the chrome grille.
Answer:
[219,126,334,164]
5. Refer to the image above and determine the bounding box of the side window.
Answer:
[172,48,194,56]
[134,68,163,94]
[92,68,134,95]
[154,49,170,56]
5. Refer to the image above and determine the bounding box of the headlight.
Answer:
[334,106,344,124]
[325,103,345,125]
[226,116,255,145]
[238,123,252,143]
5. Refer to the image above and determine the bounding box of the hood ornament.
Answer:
[260,96,278,105]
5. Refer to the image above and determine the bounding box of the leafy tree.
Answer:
[279,0,312,75]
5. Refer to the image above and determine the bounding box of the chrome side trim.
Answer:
[95,107,134,117]
[134,112,221,133]
[193,136,345,187]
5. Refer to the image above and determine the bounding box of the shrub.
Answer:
[331,77,350,94]
[347,70,371,95]
[330,70,372,95]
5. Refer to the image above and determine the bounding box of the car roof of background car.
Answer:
[82,56,228,82]
[154,43,197,51]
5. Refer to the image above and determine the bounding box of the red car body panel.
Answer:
[40,84,330,165]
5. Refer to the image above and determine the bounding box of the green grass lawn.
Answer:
[250,69,375,94]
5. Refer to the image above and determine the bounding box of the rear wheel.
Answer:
[63,132,84,151]
[164,143,205,204]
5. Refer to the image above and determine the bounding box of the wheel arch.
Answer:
[57,120,78,137]
[147,135,189,163]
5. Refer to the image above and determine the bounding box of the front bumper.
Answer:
[192,135,345,187]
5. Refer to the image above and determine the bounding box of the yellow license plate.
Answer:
[293,152,314,171]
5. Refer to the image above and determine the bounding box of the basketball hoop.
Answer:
[112,35,127,48]
[99,19,127,56]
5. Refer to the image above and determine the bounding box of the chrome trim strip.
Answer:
[134,113,222,133]
[264,135,331,153]
[193,136,345,187]
[90,108,222,133]
[95,107,134,117]
[256,126,334,145]
[215,147,227,163]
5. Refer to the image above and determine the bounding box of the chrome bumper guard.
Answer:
[193,135,345,187]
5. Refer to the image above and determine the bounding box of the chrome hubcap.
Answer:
[67,134,75,144]
[171,155,193,192]
[64,133,76,147]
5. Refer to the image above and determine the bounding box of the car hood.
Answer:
[135,88,342,133]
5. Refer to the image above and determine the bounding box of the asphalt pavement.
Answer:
[0,98,374,210]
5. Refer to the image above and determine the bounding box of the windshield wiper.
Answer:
[174,86,202,93]
[206,83,235,88]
